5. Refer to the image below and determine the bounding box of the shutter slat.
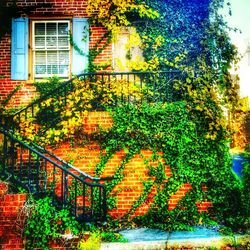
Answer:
[72,18,89,75]
[11,18,28,80]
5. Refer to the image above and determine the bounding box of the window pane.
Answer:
[59,51,69,64]
[47,65,58,75]
[47,23,57,35]
[46,65,52,74]
[52,65,59,74]
[47,51,58,64]
[59,65,69,75]
[35,23,45,35]
[59,51,69,75]
[35,65,46,74]
[46,36,57,47]
[35,51,46,75]
[35,51,46,64]
[58,37,69,47]
[58,23,69,35]
[33,21,70,77]
[59,51,69,60]
[35,37,45,48]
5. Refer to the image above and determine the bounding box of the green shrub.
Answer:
[34,76,62,97]
[24,196,80,250]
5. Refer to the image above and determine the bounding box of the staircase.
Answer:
[0,71,182,222]
[0,128,107,222]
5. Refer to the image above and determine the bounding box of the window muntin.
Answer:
[32,21,70,78]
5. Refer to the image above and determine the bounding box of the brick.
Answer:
[200,201,212,207]
[17,194,27,201]
[0,1,111,106]
[4,195,15,202]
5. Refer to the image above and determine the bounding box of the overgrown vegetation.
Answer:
[77,226,127,250]
[98,101,249,232]
[0,84,22,126]
[15,72,249,234]
[86,0,159,33]
[17,76,145,144]
[1,0,249,246]
[24,196,80,250]
[22,195,127,249]
[86,0,240,110]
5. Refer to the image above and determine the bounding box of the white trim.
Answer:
[32,20,71,78]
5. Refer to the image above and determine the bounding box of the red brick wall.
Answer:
[0,181,82,250]
[0,0,112,107]
[0,35,11,79]
[0,182,27,250]
[51,111,212,218]
[0,33,35,107]
[0,110,212,248]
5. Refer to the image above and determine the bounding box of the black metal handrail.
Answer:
[11,70,184,130]
[0,127,107,222]
[32,142,113,182]
[0,71,186,222]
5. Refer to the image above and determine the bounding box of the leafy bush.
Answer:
[96,101,239,231]
[0,85,22,126]
[33,76,62,97]
[18,76,145,145]
[220,152,249,232]
[78,232,101,250]
[24,196,80,250]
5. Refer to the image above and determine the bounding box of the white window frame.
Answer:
[32,20,71,79]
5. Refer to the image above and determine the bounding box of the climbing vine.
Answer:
[16,72,249,232]
[86,0,159,33]
[91,99,247,231]
[8,0,248,234]
[85,0,241,113]
[17,76,145,145]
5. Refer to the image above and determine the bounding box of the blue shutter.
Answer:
[72,18,89,75]
[11,18,28,80]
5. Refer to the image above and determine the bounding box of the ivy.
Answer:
[6,0,247,234]
[70,31,112,72]
[17,76,145,145]
[90,100,247,232]
[17,73,248,231]
[86,0,159,33]
[14,75,249,232]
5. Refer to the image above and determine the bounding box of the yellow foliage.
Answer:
[86,0,159,33]
[78,233,101,250]
[173,77,227,140]
[153,35,165,49]
[126,57,160,72]
[125,30,142,51]
[17,77,146,145]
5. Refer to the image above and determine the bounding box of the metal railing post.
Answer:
[0,128,109,222]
